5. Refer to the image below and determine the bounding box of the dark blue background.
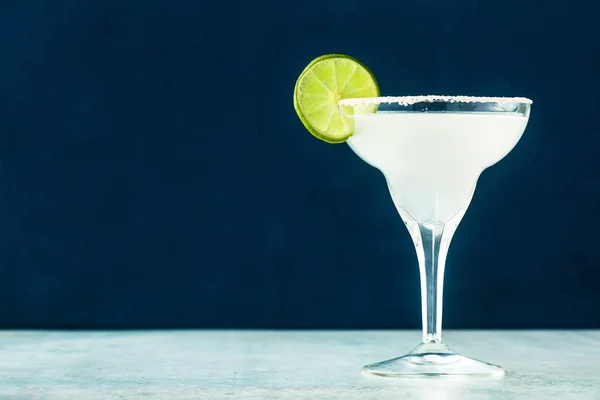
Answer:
[0,0,598,329]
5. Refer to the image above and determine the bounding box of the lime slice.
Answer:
[293,54,380,144]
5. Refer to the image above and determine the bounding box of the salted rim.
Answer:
[339,95,532,107]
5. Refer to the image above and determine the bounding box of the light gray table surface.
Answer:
[0,330,598,399]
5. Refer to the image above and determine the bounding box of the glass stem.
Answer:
[390,186,471,345]
[416,222,449,344]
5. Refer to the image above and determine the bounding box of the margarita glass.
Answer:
[340,95,532,377]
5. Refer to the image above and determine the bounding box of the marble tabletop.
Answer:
[0,330,598,399]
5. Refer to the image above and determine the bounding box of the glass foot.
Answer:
[363,342,504,378]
